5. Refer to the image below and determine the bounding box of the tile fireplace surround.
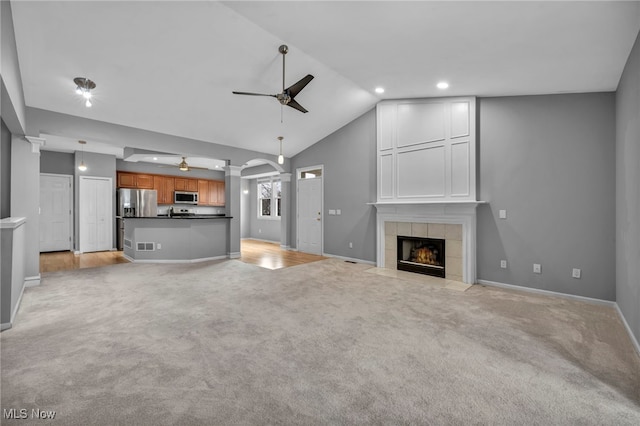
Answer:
[372,202,481,284]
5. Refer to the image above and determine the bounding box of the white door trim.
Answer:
[296,165,324,255]
[39,173,73,252]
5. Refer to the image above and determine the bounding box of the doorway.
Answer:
[40,174,73,252]
[79,176,113,253]
[296,165,323,255]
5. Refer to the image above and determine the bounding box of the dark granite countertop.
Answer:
[124,215,232,219]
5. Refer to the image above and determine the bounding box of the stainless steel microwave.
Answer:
[174,191,198,204]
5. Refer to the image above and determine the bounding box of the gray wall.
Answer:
[616,31,640,344]
[1,118,11,218]
[75,152,117,250]
[290,108,377,262]
[41,150,75,175]
[0,0,26,134]
[477,93,616,300]
[116,159,225,180]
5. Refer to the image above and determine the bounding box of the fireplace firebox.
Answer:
[397,236,446,278]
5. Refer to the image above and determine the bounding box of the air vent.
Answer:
[136,242,155,251]
[124,239,132,249]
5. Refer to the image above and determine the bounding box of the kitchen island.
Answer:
[122,216,232,263]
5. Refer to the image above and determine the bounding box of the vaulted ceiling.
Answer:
[11,1,640,160]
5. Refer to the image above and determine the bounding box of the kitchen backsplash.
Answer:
[157,205,225,215]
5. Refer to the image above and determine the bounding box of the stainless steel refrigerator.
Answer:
[116,189,158,250]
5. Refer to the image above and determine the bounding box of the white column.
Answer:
[279,173,291,249]
[12,136,44,285]
[225,165,242,258]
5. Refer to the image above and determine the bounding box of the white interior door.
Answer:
[40,174,72,252]
[79,176,113,253]
[297,177,322,255]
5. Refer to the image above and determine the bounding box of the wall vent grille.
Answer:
[136,242,155,251]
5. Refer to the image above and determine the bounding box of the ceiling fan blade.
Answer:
[286,74,314,99]
[232,91,277,98]
[286,99,308,113]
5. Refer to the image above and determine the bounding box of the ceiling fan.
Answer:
[233,44,314,113]
[159,157,208,172]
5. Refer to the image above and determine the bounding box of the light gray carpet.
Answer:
[1,258,639,425]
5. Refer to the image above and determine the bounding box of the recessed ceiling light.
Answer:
[375,87,385,94]
[153,157,158,161]
[437,82,449,90]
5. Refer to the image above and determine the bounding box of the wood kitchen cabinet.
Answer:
[214,180,225,206]
[154,175,175,204]
[117,172,154,189]
[198,180,210,205]
[198,180,225,206]
[118,171,224,206]
[174,177,198,192]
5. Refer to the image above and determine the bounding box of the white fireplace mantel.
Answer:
[371,201,486,284]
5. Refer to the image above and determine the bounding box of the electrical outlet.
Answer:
[572,268,581,279]
[533,263,541,274]
[157,243,162,250]
[499,209,507,219]
[500,260,507,269]
[349,242,353,249]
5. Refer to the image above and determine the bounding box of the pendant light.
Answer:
[78,140,87,171]
[277,136,284,165]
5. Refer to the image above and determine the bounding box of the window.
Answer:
[258,178,281,219]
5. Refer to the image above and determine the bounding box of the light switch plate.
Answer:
[336,209,341,215]
[499,209,507,219]
[328,209,336,215]
[500,260,507,269]
[533,263,541,274]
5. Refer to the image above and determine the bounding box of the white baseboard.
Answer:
[478,279,640,356]
[280,245,291,250]
[322,253,376,266]
[125,255,228,264]
[242,237,280,244]
[228,252,241,259]
[477,279,616,307]
[614,304,640,356]
[1,322,11,331]
[24,275,41,287]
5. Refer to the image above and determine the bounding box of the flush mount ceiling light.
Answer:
[74,77,96,107]
[78,140,87,171]
[437,81,449,90]
[375,87,385,94]
[277,136,285,165]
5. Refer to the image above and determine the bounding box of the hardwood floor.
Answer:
[240,239,326,270]
[40,240,324,273]
[40,251,130,273]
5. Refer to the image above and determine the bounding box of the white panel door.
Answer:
[79,177,113,253]
[297,177,322,255]
[40,174,72,252]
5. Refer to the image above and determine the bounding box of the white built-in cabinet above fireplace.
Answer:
[376,97,476,202]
